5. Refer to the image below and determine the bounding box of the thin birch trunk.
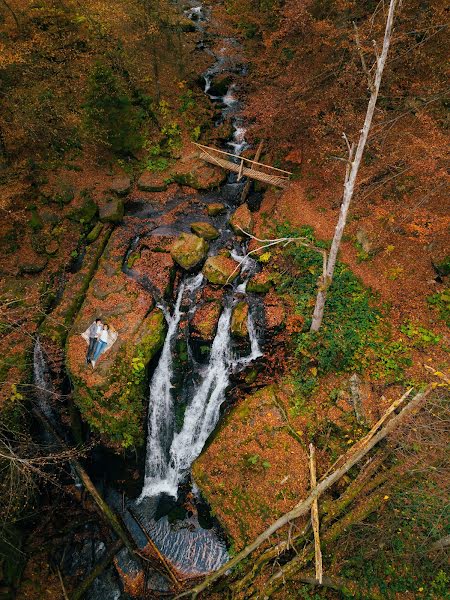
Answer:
[310,0,398,331]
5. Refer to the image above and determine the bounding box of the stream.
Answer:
[33,1,264,595]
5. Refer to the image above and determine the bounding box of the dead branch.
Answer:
[309,444,322,584]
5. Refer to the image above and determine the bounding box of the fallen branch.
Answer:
[175,385,433,599]
[309,444,322,584]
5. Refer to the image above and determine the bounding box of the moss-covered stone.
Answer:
[207,202,226,216]
[109,175,131,196]
[190,221,220,240]
[230,204,253,236]
[70,309,166,448]
[231,301,249,338]
[68,196,98,224]
[247,271,273,293]
[170,233,208,270]
[99,198,124,224]
[86,222,103,244]
[202,255,240,285]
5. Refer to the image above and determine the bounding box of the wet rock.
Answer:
[191,300,222,341]
[202,255,240,285]
[231,301,249,338]
[208,74,233,97]
[207,202,226,216]
[247,271,272,293]
[99,198,124,224]
[65,226,167,448]
[190,221,220,240]
[137,170,168,192]
[230,204,253,236]
[109,175,131,196]
[171,233,209,270]
[170,151,227,190]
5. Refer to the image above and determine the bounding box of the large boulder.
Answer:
[65,226,166,448]
[171,233,209,270]
[99,198,124,224]
[202,255,240,285]
[190,301,222,342]
[131,247,176,299]
[230,204,253,236]
[190,221,220,240]
[231,301,249,338]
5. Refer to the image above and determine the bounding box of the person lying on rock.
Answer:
[91,324,110,369]
[86,318,102,365]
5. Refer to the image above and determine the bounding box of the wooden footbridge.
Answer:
[193,142,292,188]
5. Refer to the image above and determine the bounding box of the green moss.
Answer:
[29,208,43,232]
[68,194,98,224]
[71,309,166,448]
[86,222,103,244]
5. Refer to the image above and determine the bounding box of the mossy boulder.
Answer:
[247,271,273,293]
[190,222,220,240]
[191,300,222,341]
[69,309,166,448]
[99,198,124,224]
[231,301,249,338]
[207,202,226,216]
[171,233,208,270]
[68,196,98,224]
[18,256,48,274]
[230,204,253,236]
[202,255,240,285]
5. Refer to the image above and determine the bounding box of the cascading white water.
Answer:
[140,267,263,499]
[141,274,203,499]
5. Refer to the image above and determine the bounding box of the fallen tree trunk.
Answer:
[176,385,433,599]
[232,451,393,596]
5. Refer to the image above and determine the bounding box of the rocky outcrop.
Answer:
[263,291,286,332]
[230,204,253,236]
[65,225,167,448]
[170,233,208,270]
[170,151,227,190]
[190,221,220,240]
[231,301,249,338]
[190,300,222,341]
[132,246,176,299]
[202,255,240,285]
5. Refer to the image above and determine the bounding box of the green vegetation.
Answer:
[427,289,450,327]
[275,225,441,410]
[84,63,151,156]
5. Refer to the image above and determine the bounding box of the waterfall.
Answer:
[140,274,203,499]
[140,272,262,499]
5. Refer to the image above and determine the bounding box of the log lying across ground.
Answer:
[175,385,434,599]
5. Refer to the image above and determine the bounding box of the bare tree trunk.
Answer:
[309,444,322,584]
[310,0,398,332]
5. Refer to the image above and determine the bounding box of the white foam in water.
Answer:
[139,274,203,500]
